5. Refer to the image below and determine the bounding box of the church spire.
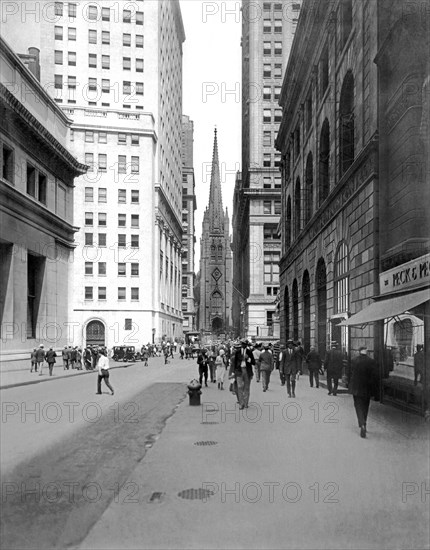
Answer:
[208,127,224,231]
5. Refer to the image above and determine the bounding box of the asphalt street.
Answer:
[1,356,429,550]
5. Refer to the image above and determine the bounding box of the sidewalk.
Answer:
[0,361,133,390]
[79,372,430,550]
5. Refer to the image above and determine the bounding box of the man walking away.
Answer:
[62,346,69,370]
[253,343,262,383]
[306,347,322,388]
[281,340,301,398]
[96,348,114,395]
[259,345,274,392]
[348,345,377,438]
[30,348,37,373]
[35,345,46,376]
[325,342,344,396]
[46,347,57,376]
[197,349,209,387]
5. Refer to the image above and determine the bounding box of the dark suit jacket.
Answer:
[233,347,255,379]
[325,349,344,377]
[280,347,300,375]
[348,354,377,398]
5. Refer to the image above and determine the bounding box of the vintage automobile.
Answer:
[112,346,127,362]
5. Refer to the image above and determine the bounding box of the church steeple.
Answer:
[208,127,224,231]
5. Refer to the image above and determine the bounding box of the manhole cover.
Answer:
[177,488,215,500]
[201,422,219,425]
[194,441,218,446]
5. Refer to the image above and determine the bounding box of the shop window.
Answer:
[286,196,292,247]
[294,177,301,238]
[334,242,349,314]
[292,279,299,341]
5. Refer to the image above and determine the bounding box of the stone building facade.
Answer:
[0,37,86,370]
[277,0,429,414]
[198,130,233,335]
[2,0,186,346]
[232,0,301,341]
[181,115,197,334]
[276,0,379,358]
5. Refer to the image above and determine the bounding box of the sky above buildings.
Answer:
[180,0,242,266]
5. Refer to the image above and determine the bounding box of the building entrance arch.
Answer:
[86,320,106,347]
[212,317,223,333]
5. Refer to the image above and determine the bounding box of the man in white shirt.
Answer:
[96,348,114,396]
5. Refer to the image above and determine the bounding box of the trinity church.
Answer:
[198,129,233,334]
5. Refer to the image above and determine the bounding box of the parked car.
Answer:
[112,346,127,362]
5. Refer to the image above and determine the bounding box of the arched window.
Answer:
[334,242,350,314]
[339,71,355,177]
[319,119,330,205]
[286,196,292,247]
[316,259,327,359]
[294,177,301,238]
[292,279,299,341]
[284,286,290,341]
[217,245,223,260]
[304,152,313,225]
[340,0,353,49]
[211,290,222,312]
[302,271,311,353]
[210,244,216,260]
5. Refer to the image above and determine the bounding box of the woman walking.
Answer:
[216,349,227,390]
[96,348,114,395]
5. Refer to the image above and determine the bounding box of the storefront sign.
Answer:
[380,253,430,295]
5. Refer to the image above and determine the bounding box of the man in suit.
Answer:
[281,339,301,398]
[348,345,378,438]
[233,339,255,409]
[324,342,344,396]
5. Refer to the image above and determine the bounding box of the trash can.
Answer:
[187,379,202,406]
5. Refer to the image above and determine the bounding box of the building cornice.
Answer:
[0,84,87,178]
[0,178,79,245]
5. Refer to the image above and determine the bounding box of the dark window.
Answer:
[125,318,132,330]
[2,144,14,183]
[85,287,93,300]
[303,271,311,353]
[26,165,36,197]
[320,42,329,99]
[304,152,313,225]
[284,286,290,340]
[294,178,301,238]
[286,196,292,247]
[98,287,106,300]
[339,71,355,177]
[27,254,44,338]
[38,173,47,204]
[319,119,330,205]
[292,279,299,341]
[340,0,353,49]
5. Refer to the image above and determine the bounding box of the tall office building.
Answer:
[181,115,197,334]
[233,0,301,340]
[2,0,185,347]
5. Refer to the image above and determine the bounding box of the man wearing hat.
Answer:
[258,344,274,391]
[46,347,57,376]
[280,340,301,397]
[232,339,255,408]
[348,345,378,438]
[252,343,262,382]
[35,344,46,376]
[324,342,344,396]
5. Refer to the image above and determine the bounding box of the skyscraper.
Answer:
[198,129,233,335]
[233,0,301,340]
[2,0,185,346]
[181,115,197,334]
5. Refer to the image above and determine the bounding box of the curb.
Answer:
[0,362,135,390]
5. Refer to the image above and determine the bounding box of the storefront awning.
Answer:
[341,288,430,327]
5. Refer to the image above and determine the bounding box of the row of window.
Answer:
[82,131,140,146]
[55,28,144,48]
[85,213,140,228]
[54,51,144,72]
[54,3,144,24]
[84,233,140,248]
[84,287,140,301]
[263,42,283,56]
[263,20,284,33]
[263,108,282,124]
[84,154,139,174]
[56,77,144,96]
[263,200,282,215]
[263,153,281,168]
[263,63,283,79]
[263,86,282,102]
[84,188,140,203]
[84,262,139,277]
